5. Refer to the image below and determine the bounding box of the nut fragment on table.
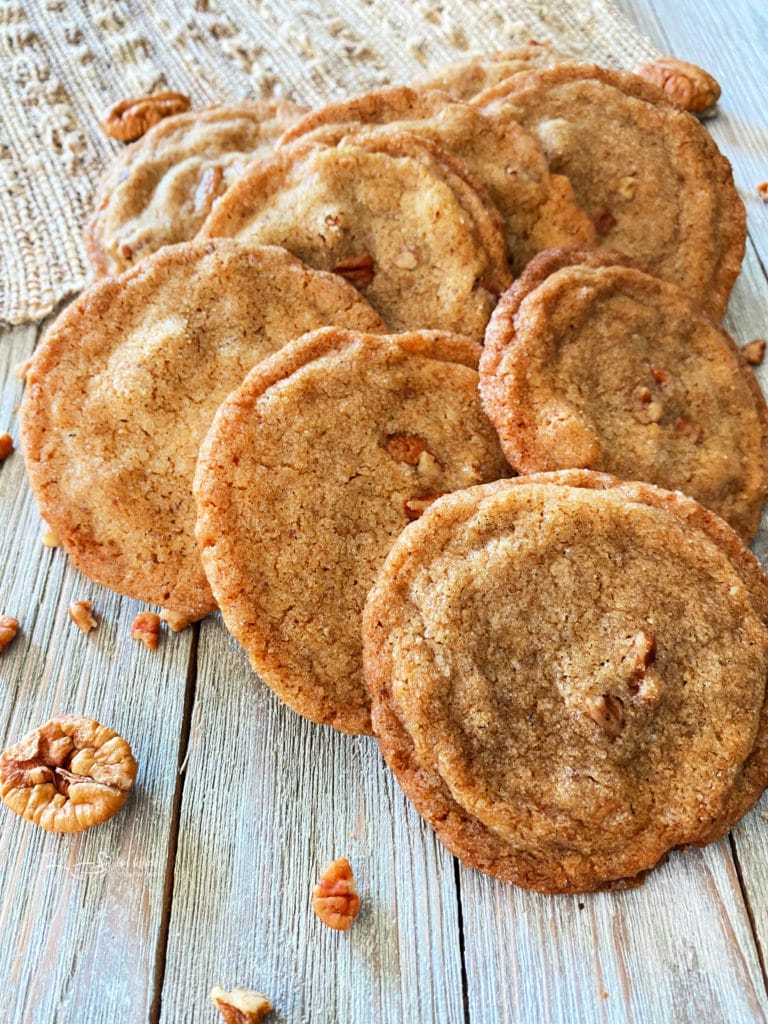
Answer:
[634,57,721,113]
[101,90,191,142]
[743,339,767,366]
[312,856,361,931]
[159,608,193,632]
[0,714,137,831]
[68,600,97,633]
[0,433,13,461]
[210,987,273,1023]
[131,612,160,650]
[0,615,19,653]
[41,528,61,547]
[757,182,768,203]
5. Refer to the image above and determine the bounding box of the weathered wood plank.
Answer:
[0,323,194,1024]
[158,619,465,1024]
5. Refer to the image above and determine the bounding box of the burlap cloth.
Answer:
[0,0,659,325]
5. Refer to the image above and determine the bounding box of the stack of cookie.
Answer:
[18,43,768,893]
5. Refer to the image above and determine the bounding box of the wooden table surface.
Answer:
[2,2,768,1022]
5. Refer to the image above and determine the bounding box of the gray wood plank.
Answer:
[158,618,465,1024]
[0,323,194,1024]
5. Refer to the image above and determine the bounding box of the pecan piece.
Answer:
[0,433,13,461]
[743,339,766,366]
[160,608,193,632]
[586,694,624,737]
[0,715,137,831]
[630,631,656,680]
[101,91,191,142]
[404,492,446,521]
[591,208,616,237]
[312,856,361,931]
[41,528,61,548]
[634,57,721,113]
[0,615,19,653]
[386,433,430,465]
[674,417,704,443]
[332,253,375,289]
[68,600,97,634]
[758,183,768,203]
[210,987,273,1023]
[131,612,160,650]
[194,165,225,217]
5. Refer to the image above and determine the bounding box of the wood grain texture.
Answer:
[0,323,195,1023]
[158,618,465,1024]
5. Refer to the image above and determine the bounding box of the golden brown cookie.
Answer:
[474,65,745,320]
[85,100,307,276]
[364,471,768,893]
[200,132,511,338]
[276,85,595,275]
[411,42,574,101]
[479,249,768,541]
[20,241,385,620]
[194,327,510,734]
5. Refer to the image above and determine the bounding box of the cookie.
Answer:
[85,100,307,276]
[194,327,510,734]
[474,65,745,320]
[363,470,768,893]
[20,241,385,619]
[411,42,574,101]
[276,85,595,275]
[479,249,768,541]
[199,132,511,338]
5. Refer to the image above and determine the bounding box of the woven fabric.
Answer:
[0,0,659,325]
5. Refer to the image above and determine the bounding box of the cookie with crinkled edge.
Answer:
[85,100,307,276]
[200,132,511,338]
[20,241,385,620]
[194,327,510,734]
[410,41,575,101]
[474,64,745,321]
[275,85,595,275]
[479,248,768,541]
[363,470,768,893]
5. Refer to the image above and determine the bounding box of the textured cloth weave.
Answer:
[0,0,658,324]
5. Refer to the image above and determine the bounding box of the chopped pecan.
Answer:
[131,612,160,650]
[674,417,704,443]
[650,365,670,386]
[194,165,225,217]
[630,631,656,680]
[68,600,97,634]
[758,183,768,203]
[0,715,137,831]
[332,253,375,289]
[386,434,429,465]
[404,492,445,521]
[0,615,19,653]
[586,694,625,737]
[312,856,361,931]
[41,528,61,548]
[160,608,193,632]
[101,91,191,142]
[210,987,273,1023]
[743,339,766,366]
[591,208,616,236]
[634,57,721,113]
[0,433,13,461]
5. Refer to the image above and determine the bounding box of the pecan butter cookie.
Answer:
[194,327,510,734]
[85,100,307,276]
[363,471,768,893]
[20,241,384,619]
[200,133,511,338]
[474,65,745,320]
[276,85,595,276]
[479,249,768,541]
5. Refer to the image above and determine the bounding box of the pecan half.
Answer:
[0,433,13,461]
[0,715,137,831]
[586,694,625,737]
[743,339,766,366]
[210,987,273,1023]
[332,253,375,289]
[131,612,160,650]
[101,91,191,142]
[0,615,19,654]
[312,856,361,931]
[634,57,721,113]
[68,600,97,634]
[404,492,445,521]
